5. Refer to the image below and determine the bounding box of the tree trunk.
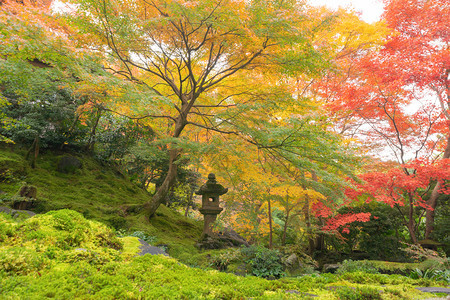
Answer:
[425,132,450,239]
[303,194,315,255]
[408,193,419,244]
[282,206,290,246]
[184,186,195,217]
[145,148,180,217]
[144,109,188,218]
[267,197,273,249]
[26,137,40,169]
[86,108,101,153]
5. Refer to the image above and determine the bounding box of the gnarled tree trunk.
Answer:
[425,132,450,239]
[145,148,180,217]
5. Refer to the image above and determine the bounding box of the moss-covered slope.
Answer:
[0,145,202,260]
[1,210,446,299]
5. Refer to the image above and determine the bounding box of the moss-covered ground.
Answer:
[1,210,448,299]
[0,145,448,299]
[0,145,202,261]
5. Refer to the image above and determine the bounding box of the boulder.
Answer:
[196,229,249,250]
[0,206,36,218]
[57,155,82,174]
[323,263,342,273]
[19,185,37,199]
[217,228,250,247]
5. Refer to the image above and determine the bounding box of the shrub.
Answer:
[410,268,450,284]
[0,246,49,275]
[209,249,240,271]
[335,286,382,300]
[337,260,379,274]
[241,245,285,279]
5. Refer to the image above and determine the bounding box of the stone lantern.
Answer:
[196,173,228,237]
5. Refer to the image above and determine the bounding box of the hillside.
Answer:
[0,145,202,262]
[2,209,448,299]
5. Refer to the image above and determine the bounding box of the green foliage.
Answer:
[410,268,450,284]
[0,209,447,299]
[128,231,157,245]
[331,204,405,261]
[209,248,240,271]
[337,260,379,274]
[433,195,450,255]
[334,286,382,300]
[0,88,88,149]
[0,246,48,276]
[241,245,285,279]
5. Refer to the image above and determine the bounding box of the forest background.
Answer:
[0,0,449,262]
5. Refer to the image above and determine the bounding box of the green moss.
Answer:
[0,146,204,264]
[1,211,447,299]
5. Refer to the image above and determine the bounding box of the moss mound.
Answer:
[0,210,135,276]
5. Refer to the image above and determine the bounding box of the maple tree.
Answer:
[381,0,450,239]
[60,0,358,218]
[0,0,104,152]
[344,159,450,243]
[312,0,450,243]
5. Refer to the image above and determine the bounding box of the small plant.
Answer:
[241,245,285,279]
[410,268,450,284]
[129,231,157,244]
[402,242,447,265]
[209,249,240,271]
[0,169,14,183]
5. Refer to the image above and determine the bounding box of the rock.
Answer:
[285,253,299,267]
[196,229,249,250]
[18,185,37,199]
[323,264,342,273]
[416,287,450,294]
[196,235,225,250]
[0,206,13,214]
[11,209,36,218]
[57,155,82,174]
[217,228,249,247]
[137,239,169,256]
[12,196,37,210]
[0,206,36,218]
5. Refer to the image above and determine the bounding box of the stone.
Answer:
[196,173,228,237]
[416,287,450,294]
[18,185,37,199]
[217,228,249,247]
[57,155,82,174]
[13,185,37,210]
[0,206,36,218]
[323,263,342,273]
[137,239,169,256]
[196,229,249,250]
[285,253,299,267]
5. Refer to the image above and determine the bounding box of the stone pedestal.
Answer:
[196,173,228,238]
[199,207,223,236]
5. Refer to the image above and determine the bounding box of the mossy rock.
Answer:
[56,155,82,174]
